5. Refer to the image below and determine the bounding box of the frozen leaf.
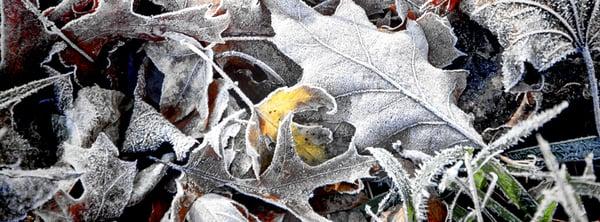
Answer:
[461,0,600,90]
[234,114,375,221]
[60,0,230,59]
[0,0,56,81]
[164,144,235,222]
[0,125,46,170]
[128,153,175,207]
[264,0,484,153]
[145,40,214,138]
[0,74,69,110]
[56,133,137,221]
[173,114,375,221]
[246,85,336,175]
[219,0,274,37]
[186,194,258,222]
[123,99,198,160]
[413,12,465,68]
[0,167,79,222]
[461,0,600,134]
[64,86,124,147]
[43,0,97,26]
[124,68,199,160]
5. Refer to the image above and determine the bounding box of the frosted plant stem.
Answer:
[20,0,94,62]
[464,153,484,222]
[581,47,600,136]
[176,39,256,113]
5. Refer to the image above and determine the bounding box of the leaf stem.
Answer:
[581,47,600,136]
[464,153,484,222]
[172,36,256,113]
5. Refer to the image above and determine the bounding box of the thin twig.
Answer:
[481,172,498,207]
[169,34,255,112]
[20,0,94,62]
[215,51,287,84]
[581,47,600,136]
[464,153,484,222]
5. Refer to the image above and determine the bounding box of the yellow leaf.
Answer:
[291,124,329,165]
[250,85,336,165]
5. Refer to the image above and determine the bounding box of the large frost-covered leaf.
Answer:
[264,0,484,153]
[461,0,600,90]
[57,133,137,221]
[0,167,79,221]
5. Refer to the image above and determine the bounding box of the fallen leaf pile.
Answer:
[1,0,600,221]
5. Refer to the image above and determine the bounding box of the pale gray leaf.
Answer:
[461,0,600,90]
[414,12,465,68]
[65,86,124,148]
[0,167,79,222]
[186,194,255,222]
[145,40,213,138]
[123,99,198,160]
[127,153,175,207]
[220,0,274,37]
[0,125,44,169]
[58,133,137,221]
[264,0,484,153]
[61,0,230,57]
